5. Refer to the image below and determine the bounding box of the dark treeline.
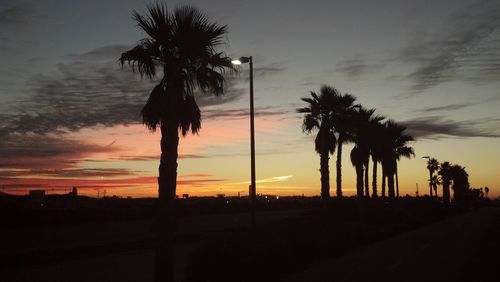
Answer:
[297,85,415,201]
[425,157,488,206]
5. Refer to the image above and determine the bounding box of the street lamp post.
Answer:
[232,56,256,227]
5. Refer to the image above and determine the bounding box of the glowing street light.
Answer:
[232,56,256,227]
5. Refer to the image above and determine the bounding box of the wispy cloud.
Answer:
[0,134,119,169]
[230,175,293,185]
[415,103,476,113]
[0,2,54,28]
[404,115,500,139]
[0,168,140,178]
[400,0,500,92]
[203,106,288,120]
[1,44,247,137]
[335,56,384,80]
[234,62,286,81]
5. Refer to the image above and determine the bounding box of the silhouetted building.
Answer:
[29,190,45,205]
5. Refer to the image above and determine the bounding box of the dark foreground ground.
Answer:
[1,209,307,282]
[2,201,499,282]
[285,207,500,282]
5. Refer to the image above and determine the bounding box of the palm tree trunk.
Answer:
[356,164,364,198]
[155,121,179,282]
[428,169,433,197]
[443,181,450,205]
[336,135,343,199]
[320,151,330,200]
[372,158,378,199]
[381,167,386,198]
[388,172,395,199]
[395,163,399,197]
[364,159,369,198]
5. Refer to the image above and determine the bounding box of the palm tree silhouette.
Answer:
[119,4,233,281]
[394,131,415,197]
[297,86,338,200]
[438,161,452,204]
[369,120,385,198]
[350,107,384,198]
[331,91,357,199]
[350,145,365,198]
[426,158,439,197]
[431,174,441,197]
[449,165,469,205]
[380,121,414,199]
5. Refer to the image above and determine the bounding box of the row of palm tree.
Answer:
[425,158,470,205]
[297,85,415,200]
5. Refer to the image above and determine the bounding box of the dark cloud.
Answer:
[0,168,139,178]
[404,115,500,139]
[400,0,500,92]
[0,2,53,27]
[234,62,286,81]
[415,103,475,113]
[2,45,250,136]
[335,57,383,80]
[203,106,288,119]
[0,134,119,169]
[0,45,286,182]
[112,154,207,161]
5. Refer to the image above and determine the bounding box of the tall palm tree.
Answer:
[297,86,337,200]
[431,174,441,197]
[119,4,233,281]
[380,121,414,200]
[350,145,364,198]
[331,91,357,199]
[394,133,415,197]
[370,121,385,198]
[438,162,453,204]
[350,107,384,198]
[426,158,439,197]
[449,165,469,205]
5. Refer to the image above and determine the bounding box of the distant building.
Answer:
[71,187,78,197]
[29,190,46,205]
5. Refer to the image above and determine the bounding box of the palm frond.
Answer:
[119,39,159,79]
[141,84,167,131]
[133,4,171,43]
[179,95,201,136]
[302,114,320,132]
[315,125,336,154]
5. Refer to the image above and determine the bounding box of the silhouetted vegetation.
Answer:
[297,86,339,200]
[426,157,440,197]
[298,85,415,200]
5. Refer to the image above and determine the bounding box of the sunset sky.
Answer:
[1,0,499,198]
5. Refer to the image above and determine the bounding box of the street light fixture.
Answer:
[232,56,256,227]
